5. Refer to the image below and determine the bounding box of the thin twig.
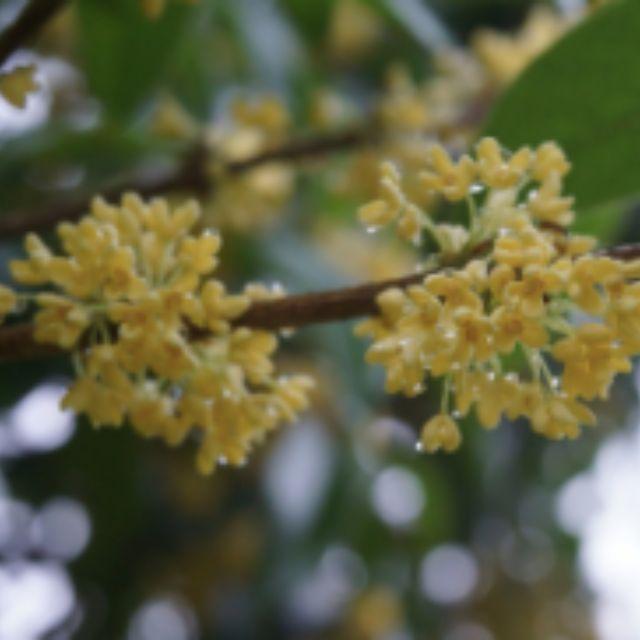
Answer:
[0,240,638,363]
[0,0,67,67]
[0,128,372,237]
[0,145,211,236]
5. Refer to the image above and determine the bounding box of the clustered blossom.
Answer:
[356,137,640,453]
[9,194,313,473]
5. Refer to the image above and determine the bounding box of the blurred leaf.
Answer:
[484,0,640,212]
[278,0,339,46]
[381,0,455,50]
[74,0,193,120]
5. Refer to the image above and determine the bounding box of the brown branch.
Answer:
[0,145,212,236]
[0,129,373,237]
[1,239,637,363]
[0,0,67,67]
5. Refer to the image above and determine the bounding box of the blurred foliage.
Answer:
[1,0,639,639]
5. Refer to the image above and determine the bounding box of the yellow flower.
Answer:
[512,386,596,440]
[425,273,482,312]
[419,414,461,453]
[527,173,575,227]
[33,294,90,349]
[472,6,568,85]
[445,306,494,367]
[493,221,555,268]
[177,232,221,276]
[63,376,128,427]
[0,285,17,322]
[358,162,405,228]
[565,256,624,314]
[491,306,547,353]
[0,65,38,108]
[476,137,532,189]
[552,324,631,399]
[605,281,640,354]
[505,265,562,317]
[129,382,177,439]
[62,346,134,427]
[474,372,521,429]
[200,281,249,333]
[488,264,516,301]
[377,66,431,133]
[418,145,477,201]
[531,141,571,181]
[353,137,640,453]
[150,96,199,140]
[8,193,311,473]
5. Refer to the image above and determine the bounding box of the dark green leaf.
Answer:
[74,0,193,120]
[484,0,640,212]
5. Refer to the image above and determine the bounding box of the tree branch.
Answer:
[0,128,372,237]
[1,241,638,363]
[0,89,493,238]
[0,0,67,67]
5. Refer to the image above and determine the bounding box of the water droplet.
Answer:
[266,405,278,418]
[498,227,510,237]
[486,371,496,381]
[550,376,561,390]
[452,410,462,419]
[279,327,295,338]
[217,456,228,466]
[415,441,424,453]
[469,182,485,194]
[366,226,379,234]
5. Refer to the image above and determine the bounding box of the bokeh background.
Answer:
[1,0,638,638]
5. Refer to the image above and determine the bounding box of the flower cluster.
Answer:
[356,138,640,452]
[10,194,313,473]
[152,95,294,231]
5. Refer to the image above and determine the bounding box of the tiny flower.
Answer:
[0,285,17,322]
[552,324,631,400]
[420,413,461,453]
[531,141,571,181]
[491,306,547,353]
[418,145,477,201]
[0,65,38,108]
[527,173,575,227]
[476,137,532,189]
[505,265,562,317]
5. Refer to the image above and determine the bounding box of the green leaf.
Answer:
[74,0,193,120]
[484,0,640,212]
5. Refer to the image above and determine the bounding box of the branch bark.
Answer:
[1,241,638,363]
[0,0,67,67]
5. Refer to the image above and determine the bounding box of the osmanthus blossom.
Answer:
[356,137,640,452]
[5,195,313,474]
